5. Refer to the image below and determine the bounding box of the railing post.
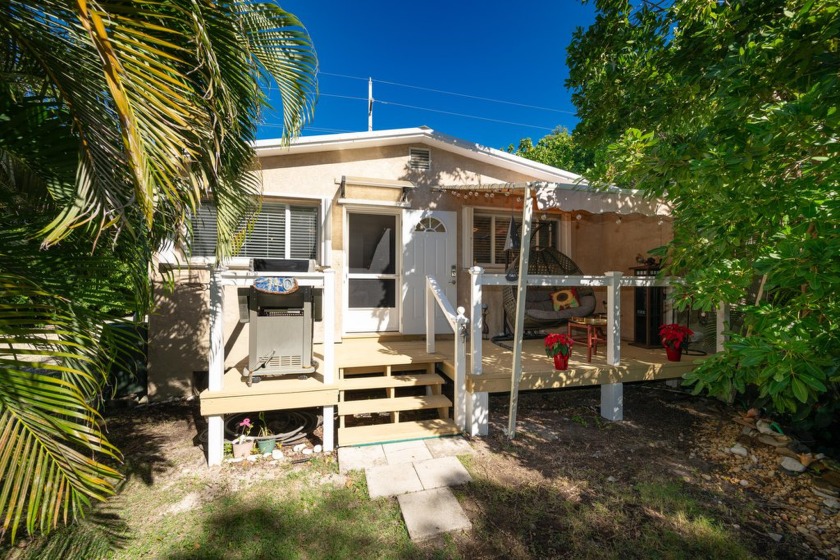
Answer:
[425,276,435,354]
[321,269,336,453]
[468,267,488,436]
[601,271,623,421]
[207,266,225,466]
[454,306,469,433]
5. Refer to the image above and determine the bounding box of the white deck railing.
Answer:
[468,267,678,432]
[425,275,468,433]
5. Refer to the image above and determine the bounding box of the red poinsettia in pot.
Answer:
[659,324,694,362]
[544,333,574,370]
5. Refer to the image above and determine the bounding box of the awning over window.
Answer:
[535,183,671,217]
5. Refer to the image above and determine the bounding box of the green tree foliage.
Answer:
[0,0,316,542]
[567,0,839,422]
[507,127,594,175]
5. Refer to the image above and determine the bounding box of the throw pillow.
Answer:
[550,288,579,311]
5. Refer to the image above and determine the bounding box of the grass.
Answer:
[6,454,764,560]
[453,472,757,560]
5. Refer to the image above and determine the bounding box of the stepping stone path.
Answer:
[338,437,475,541]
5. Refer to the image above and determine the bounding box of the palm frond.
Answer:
[0,272,122,542]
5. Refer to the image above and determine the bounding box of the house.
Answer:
[148,127,695,465]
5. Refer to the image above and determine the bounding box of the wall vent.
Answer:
[409,148,431,170]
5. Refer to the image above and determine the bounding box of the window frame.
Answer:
[188,197,322,266]
[467,209,559,269]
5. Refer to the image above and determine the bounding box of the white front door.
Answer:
[401,210,457,334]
[345,211,400,333]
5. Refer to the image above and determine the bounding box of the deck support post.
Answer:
[468,267,488,436]
[454,307,469,433]
[322,270,336,452]
[207,266,226,466]
[601,271,623,421]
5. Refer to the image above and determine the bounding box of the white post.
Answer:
[425,276,436,354]
[716,301,729,353]
[468,267,488,436]
[207,267,226,466]
[507,184,534,438]
[321,270,336,452]
[454,306,468,433]
[601,271,623,421]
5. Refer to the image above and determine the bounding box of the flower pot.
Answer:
[665,345,682,362]
[256,437,277,454]
[553,353,570,371]
[231,439,254,458]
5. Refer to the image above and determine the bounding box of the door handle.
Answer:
[450,265,457,284]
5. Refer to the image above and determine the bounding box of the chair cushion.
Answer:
[550,288,579,311]
[527,295,596,322]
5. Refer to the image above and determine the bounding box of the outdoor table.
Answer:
[567,317,608,362]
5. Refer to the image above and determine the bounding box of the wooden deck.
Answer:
[201,338,702,413]
[437,338,702,393]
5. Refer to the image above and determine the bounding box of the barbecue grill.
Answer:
[237,259,322,385]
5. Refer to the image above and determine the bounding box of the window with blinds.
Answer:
[472,213,556,266]
[190,202,318,260]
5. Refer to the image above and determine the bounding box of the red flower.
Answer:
[544,333,574,357]
[659,324,694,349]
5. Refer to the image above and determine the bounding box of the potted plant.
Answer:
[231,417,254,458]
[255,412,277,454]
[659,323,694,361]
[544,333,575,370]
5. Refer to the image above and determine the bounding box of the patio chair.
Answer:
[502,247,596,332]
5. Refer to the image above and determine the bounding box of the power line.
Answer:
[260,123,354,134]
[264,86,556,131]
[376,99,555,131]
[319,71,573,115]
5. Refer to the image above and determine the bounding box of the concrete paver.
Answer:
[414,456,472,490]
[365,463,424,498]
[424,437,475,458]
[343,436,476,540]
[398,487,472,541]
[382,440,427,452]
[383,444,433,465]
[338,445,386,473]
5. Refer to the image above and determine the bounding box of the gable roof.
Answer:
[252,127,583,185]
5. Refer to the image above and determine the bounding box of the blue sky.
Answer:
[259,1,597,150]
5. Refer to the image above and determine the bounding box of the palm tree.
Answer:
[0,0,316,542]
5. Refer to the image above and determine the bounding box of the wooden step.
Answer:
[338,418,460,447]
[339,394,451,417]
[340,361,437,379]
[338,373,445,391]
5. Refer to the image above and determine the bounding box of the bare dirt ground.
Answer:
[97,384,838,559]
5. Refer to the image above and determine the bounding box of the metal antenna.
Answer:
[368,77,373,131]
